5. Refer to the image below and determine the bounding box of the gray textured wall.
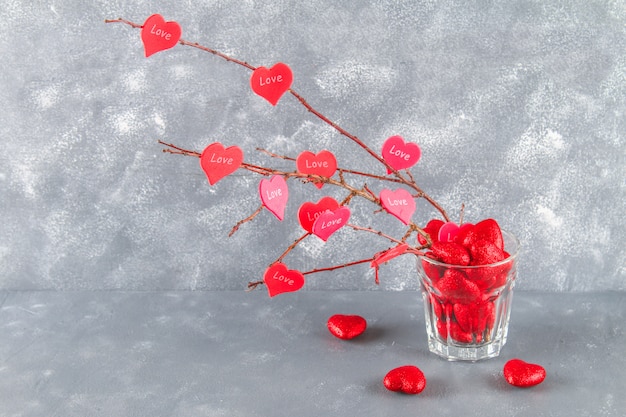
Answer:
[1,1,624,292]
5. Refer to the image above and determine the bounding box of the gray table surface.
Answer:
[1,290,624,417]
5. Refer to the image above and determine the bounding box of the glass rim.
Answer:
[417,229,520,269]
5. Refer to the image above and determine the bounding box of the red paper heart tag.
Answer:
[327,314,367,340]
[383,365,427,395]
[298,196,340,233]
[250,63,293,106]
[199,142,244,185]
[263,263,305,297]
[503,359,547,387]
[381,135,421,174]
[380,188,416,225]
[296,150,337,189]
[312,206,351,242]
[259,175,289,221]
[141,14,182,58]
[438,222,473,243]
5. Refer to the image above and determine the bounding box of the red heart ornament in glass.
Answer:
[381,135,421,174]
[298,196,340,233]
[296,150,337,189]
[199,142,244,185]
[141,14,182,57]
[380,188,416,225]
[259,175,289,221]
[263,263,305,297]
[250,63,293,106]
[312,206,351,242]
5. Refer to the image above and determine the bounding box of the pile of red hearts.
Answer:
[418,218,516,345]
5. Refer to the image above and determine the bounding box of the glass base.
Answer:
[427,334,508,361]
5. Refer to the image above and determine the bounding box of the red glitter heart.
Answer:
[326,314,367,340]
[503,359,546,387]
[383,365,427,395]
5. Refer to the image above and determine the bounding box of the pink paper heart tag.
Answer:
[312,207,351,242]
[141,14,182,58]
[381,135,421,174]
[200,142,244,185]
[380,189,416,225]
[298,196,340,233]
[438,222,473,243]
[296,150,337,189]
[259,176,289,221]
[250,63,293,106]
[263,263,305,297]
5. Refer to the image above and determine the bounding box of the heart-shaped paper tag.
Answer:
[381,135,421,174]
[312,207,351,242]
[383,365,427,395]
[250,63,293,106]
[380,189,416,225]
[438,222,474,243]
[199,142,244,185]
[503,359,547,387]
[263,263,305,297]
[296,150,337,189]
[298,196,340,233]
[259,175,289,221]
[141,14,182,58]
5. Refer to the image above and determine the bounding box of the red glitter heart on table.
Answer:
[503,359,546,387]
[326,314,367,340]
[312,206,351,242]
[140,14,181,58]
[381,135,421,174]
[298,196,340,233]
[250,63,293,105]
[380,188,416,225]
[383,365,427,395]
[296,150,337,189]
[259,175,289,221]
[263,263,305,297]
[199,142,244,185]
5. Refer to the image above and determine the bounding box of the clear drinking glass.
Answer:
[416,230,520,361]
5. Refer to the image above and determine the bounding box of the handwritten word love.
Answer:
[263,263,305,297]
[381,135,421,173]
[199,142,244,185]
[250,63,293,106]
[312,206,351,242]
[140,14,181,57]
[298,197,340,233]
[380,188,416,225]
[259,176,289,221]
[296,150,337,189]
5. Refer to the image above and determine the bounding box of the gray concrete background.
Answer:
[1,1,624,291]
